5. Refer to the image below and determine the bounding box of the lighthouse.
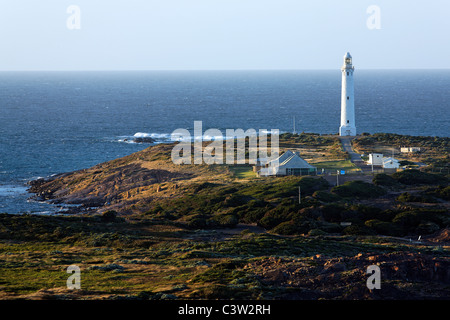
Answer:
[339,52,356,136]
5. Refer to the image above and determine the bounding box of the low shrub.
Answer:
[331,180,386,199]
[210,214,239,228]
[101,210,117,222]
[424,185,450,201]
[308,228,327,236]
[392,170,447,185]
[312,190,342,203]
[320,204,348,223]
[396,192,437,203]
[186,214,209,229]
[373,173,399,187]
[365,219,404,236]
[270,221,301,235]
[342,224,375,236]
[416,222,440,235]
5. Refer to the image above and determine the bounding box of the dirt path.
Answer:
[340,136,362,162]
[340,136,380,174]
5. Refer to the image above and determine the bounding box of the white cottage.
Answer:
[258,150,316,176]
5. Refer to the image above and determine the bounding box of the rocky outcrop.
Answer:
[247,252,450,299]
[123,137,155,144]
[28,160,192,214]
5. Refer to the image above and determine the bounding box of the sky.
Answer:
[0,0,449,71]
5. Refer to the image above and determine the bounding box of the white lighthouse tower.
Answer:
[339,52,356,136]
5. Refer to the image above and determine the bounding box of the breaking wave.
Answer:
[117,130,284,144]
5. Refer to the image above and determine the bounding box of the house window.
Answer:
[347,72,349,76]
[347,96,349,100]
[347,120,349,124]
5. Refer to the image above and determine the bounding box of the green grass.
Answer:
[228,166,256,179]
[0,268,67,294]
[1,225,448,299]
[313,160,361,172]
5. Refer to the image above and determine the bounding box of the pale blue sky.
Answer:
[0,0,449,70]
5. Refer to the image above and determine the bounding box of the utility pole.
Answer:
[336,170,339,186]
[298,186,301,204]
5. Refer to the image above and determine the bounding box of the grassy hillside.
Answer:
[2,133,448,300]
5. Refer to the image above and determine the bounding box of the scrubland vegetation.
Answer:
[1,134,449,299]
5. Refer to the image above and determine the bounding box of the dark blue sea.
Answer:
[1,70,449,214]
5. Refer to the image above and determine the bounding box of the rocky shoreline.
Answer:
[123,136,156,144]
[5,135,450,300]
[27,174,107,215]
[25,143,196,216]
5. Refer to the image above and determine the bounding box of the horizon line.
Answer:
[0,67,449,72]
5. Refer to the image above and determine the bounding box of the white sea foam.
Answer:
[133,132,153,138]
[117,132,173,144]
[133,132,171,139]
[119,130,285,144]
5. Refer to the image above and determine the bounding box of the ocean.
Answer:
[0,70,449,214]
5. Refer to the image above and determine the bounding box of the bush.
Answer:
[241,176,329,201]
[239,206,268,224]
[312,190,342,203]
[321,204,348,223]
[210,214,239,228]
[316,221,342,233]
[416,222,440,235]
[101,210,117,222]
[349,205,382,221]
[365,219,404,236]
[192,182,219,193]
[392,209,448,234]
[392,170,447,185]
[424,185,450,201]
[342,224,374,235]
[308,228,327,236]
[436,186,450,200]
[270,221,301,235]
[396,192,437,203]
[186,214,208,229]
[331,181,386,199]
[373,173,399,187]
[258,214,285,230]
[392,211,421,228]
[271,217,317,235]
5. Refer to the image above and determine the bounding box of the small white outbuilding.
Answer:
[401,147,421,153]
[382,157,400,169]
[367,153,383,165]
